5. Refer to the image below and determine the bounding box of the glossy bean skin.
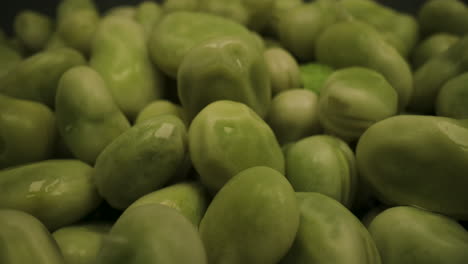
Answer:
[266,89,321,145]
[90,16,164,120]
[96,204,207,264]
[126,181,208,227]
[0,209,65,264]
[285,135,357,208]
[318,67,398,142]
[277,0,344,62]
[368,206,468,264]
[94,115,188,209]
[199,166,299,264]
[342,0,419,57]
[135,100,185,125]
[178,36,271,121]
[0,95,56,168]
[264,47,301,95]
[149,11,257,77]
[410,35,468,114]
[356,115,468,219]
[188,100,284,193]
[280,192,381,264]
[0,160,102,230]
[411,33,459,69]
[53,223,111,264]
[316,21,412,110]
[56,66,130,164]
[0,48,86,107]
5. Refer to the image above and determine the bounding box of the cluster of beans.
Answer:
[1,0,468,263]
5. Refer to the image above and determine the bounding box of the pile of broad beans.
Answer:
[1,0,468,263]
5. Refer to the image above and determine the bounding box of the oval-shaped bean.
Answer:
[280,192,381,264]
[0,209,65,264]
[285,135,357,208]
[189,100,284,193]
[0,160,102,230]
[0,48,86,107]
[96,204,207,264]
[356,115,468,219]
[200,166,299,264]
[90,16,164,120]
[56,66,130,164]
[0,95,56,168]
[94,115,188,209]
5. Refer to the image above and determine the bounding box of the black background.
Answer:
[0,0,467,35]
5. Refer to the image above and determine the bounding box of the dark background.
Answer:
[0,0,466,35]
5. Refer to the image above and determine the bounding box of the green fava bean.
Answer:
[13,10,53,52]
[318,67,398,142]
[436,72,468,119]
[342,0,419,58]
[356,115,468,219]
[96,204,207,264]
[418,0,468,36]
[56,66,131,164]
[135,99,185,125]
[198,0,274,31]
[300,62,334,94]
[135,1,163,40]
[0,209,65,264]
[277,0,345,61]
[411,33,459,69]
[126,181,208,227]
[178,35,270,121]
[57,0,100,55]
[95,115,188,209]
[0,160,102,230]
[45,32,68,50]
[200,166,299,264]
[316,21,413,110]
[264,47,301,95]
[0,95,56,168]
[281,192,381,264]
[90,16,164,120]
[0,45,21,78]
[0,48,86,107]
[266,89,321,145]
[149,11,257,77]
[53,223,111,264]
[285,135,357,208]
[410,35,468,114]
[162,0,200,13]
[188,100,284,193]
[264,0,302,37]
[368,206,468,264]
[105,6,137,19]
